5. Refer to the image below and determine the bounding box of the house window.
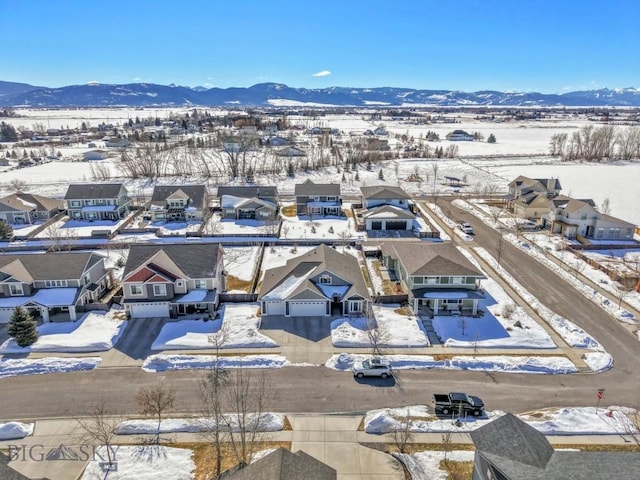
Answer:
[83,275,91,286]
[45,280,68,287]
[130,284,144,296]
[9,283,24,296]
[349,300,362,313]
[451,276,464,284]
[71,200,81,207]
[425,277,438,285]
[311,196,320,201]
[609,228,621,239]
[153,284,167,296]
[176,280,184,287]
[319,275,332,285]
[194,279,207,289]
[326,196,337,202]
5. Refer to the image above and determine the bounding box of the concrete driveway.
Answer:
[260,315,335,363]
[101,316,169,367]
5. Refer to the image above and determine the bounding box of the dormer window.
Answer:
[319,275,332,285]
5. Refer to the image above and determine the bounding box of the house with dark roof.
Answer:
[0,193,64,225]
[379,242,484,315]
[294,179,341,216]
[506,176,562,220]
[359,185,415,231]
[0,252,111,323]
[547,195,636,240]
[144,185,209,222]
[217,186,278,220]
[64,183,130,221]
[259,244,370,317]
[446,129,474,141]
[122,244,224,319]
[219,448,336,480]
[471,412,640,480]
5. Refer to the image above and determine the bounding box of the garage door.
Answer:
[262,301,285,316]
[386,220,408,230]
[0,308,15,323]
[129,302,170,318]
[288,301,327,317]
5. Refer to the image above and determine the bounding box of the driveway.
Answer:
[101,316,169,366]
[260,315,335,363]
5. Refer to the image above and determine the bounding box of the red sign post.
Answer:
[596,388,605,413]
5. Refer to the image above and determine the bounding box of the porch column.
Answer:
[472,300,477,316]
[433,300,439,315]
[69,306,77,321]
[41,307,50,322]
[413,298,418,313]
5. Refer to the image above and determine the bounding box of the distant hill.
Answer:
[1,80,639,107]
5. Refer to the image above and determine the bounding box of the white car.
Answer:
[352,357,392,379]
[457,222,474,235]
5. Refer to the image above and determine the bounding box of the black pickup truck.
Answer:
[432,392,485,416]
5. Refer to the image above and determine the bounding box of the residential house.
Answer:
[379,242,485,315]
[266,136,289,147]
[83,150,110,161]
[217,186,278,220]
[276,146,306,157]
[64,183,131,221]
[546,195,636,240]
[294,179,341,216]
[446,129,474,141]
[144,185,209,222]
[360,185,415,231]
[471,412,640,480]
[219,448,336,480]
[104,138,130,148]
[122,244,225,319]
[506,176,562,219]
[0,193,64,224]
[259,244,370,317]
[373,126,388,136]
[0,252,111,323]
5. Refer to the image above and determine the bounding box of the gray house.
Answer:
[0,193,64,224]
[219,448,336,480]
[145,184,209,222]
[259,244,370,317]
[0,252,111,323]
[379,242,484,315]
[217,186,278,220]
[294,179,341,216]
[471,412,640,480]
[360,185,415,231]
[122,243,225,319]
[64,183,131,221]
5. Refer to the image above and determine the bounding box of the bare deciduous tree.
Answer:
[135,385,177,444]
[392,408,415,454]
[9,179,28,192]
[75,401,124,469]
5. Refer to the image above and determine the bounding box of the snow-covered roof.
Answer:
[32,287,78,306]
[261,266,317,301]
[0,296,32,308]
[422,290,478,299]
[316,284,350,298]
[173,289,217,304]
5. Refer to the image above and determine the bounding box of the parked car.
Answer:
[457,222,474,235]
[432,392,485,416]
[352,357,392,379]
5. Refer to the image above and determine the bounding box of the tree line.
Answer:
[549,125,640,161]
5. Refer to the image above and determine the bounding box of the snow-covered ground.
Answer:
[326,352,576,374]
[280,213,355,240]
[224,246,261,284]
[0,422,34,440]
[203,213,276,236]
[34,215,131,238]
[150,304,276,350]
[116,412,284,435]
[80,445,195,480]
[364,405,638,435]
[142,354,290,372]
[331,305,429,347]
[0,357,101,378]
[394,450,475,480]
[0,310,126,353]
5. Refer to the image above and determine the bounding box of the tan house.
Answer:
[506,176,562,220]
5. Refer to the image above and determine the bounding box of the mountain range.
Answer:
[1,80,639,108]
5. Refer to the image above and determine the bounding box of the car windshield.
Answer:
[362,360,370,368]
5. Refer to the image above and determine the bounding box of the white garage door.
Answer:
[288,301,327,317]
[129,302,170,318]
[263,301,285,316]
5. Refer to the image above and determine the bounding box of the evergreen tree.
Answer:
[487,133,497,144]
[0,122,18,142]
[354,171,360,181]
[8,307,38,347]
[378,168,384,180]
[0,222,13,239]
[286,161,295,178]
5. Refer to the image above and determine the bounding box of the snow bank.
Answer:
[0,357,101,378]
[142,354,289,372]
[0,422,34,440]
[394,450,475,480]
[116,413,284,435]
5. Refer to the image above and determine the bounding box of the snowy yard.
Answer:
[0,310,127,353]
[394,450,475,480]
[223,246,261,292]
[0,422,34,440]
[280,214,355,240]
[203,213,277,236]
[34,215,131,238]
[331,305,429,347]
[150,304,277,351]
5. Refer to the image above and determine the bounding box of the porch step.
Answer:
[420,316,443,346]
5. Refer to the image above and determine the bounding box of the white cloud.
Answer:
[312,70,332,77]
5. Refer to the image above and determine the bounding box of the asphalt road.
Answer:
[1,201,639,420]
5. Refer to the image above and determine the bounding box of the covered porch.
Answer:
[78,205,121,221]
[412,289,483,317]
[171,289,218,317]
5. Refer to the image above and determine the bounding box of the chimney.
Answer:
[546,178,555,193]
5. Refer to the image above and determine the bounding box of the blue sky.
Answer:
[1,0,638,92]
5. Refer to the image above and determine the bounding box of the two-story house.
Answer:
[294,179,341,216]
[0,252,111,323]
[64,183,131,221]
[145,185,209,222]
[122,244,225,319]
[547,196,635,240]
[0,193,64,225]
[446,129,474,141]
[360,185,415,231]
[379,242,485,316]
[506,176,562,220]
[259,244,370,317]
[217,186,278,220]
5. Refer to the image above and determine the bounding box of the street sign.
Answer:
[597,388,605,399]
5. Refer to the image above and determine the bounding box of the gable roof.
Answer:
[64,183,126,200]
[217,186,278,199]
[510,176,562,192]
[0,252,103,282]
[380,242,484,277]
[259,244,369,301]
[294,179,340,197]
[0,193,64,213]
[123,244,221,280]
[150,185,208,208]
[362,205,415,220]
[220,448,336,480]
[360,185,410,200]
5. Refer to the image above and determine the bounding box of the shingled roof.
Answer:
[123,244,221,280]
[0,193,64,213]
[217,186,277,199]
[0,252,103,282]
[219,448,336,480]
[380,242,484,277]
[360,185,410,200]
[294,179,340,197]
[150,185,208,209]
[64,183,126,199]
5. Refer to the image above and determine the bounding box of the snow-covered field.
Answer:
[0,422,34,440]
[0,357,101,378]
[0,311,126,353]
[150,304,277,350]
[331,305,429,348]
[142,354,290,372]
[80,445,195,480]
[281,214,355,240]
